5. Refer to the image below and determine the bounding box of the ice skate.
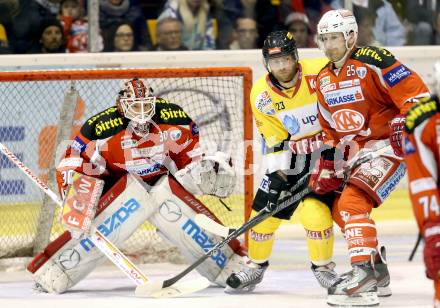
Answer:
[374,246,391,297]
[225,261,268,293]
[311,261,341,289]
[327,260,379,307]
[340,246,391,297]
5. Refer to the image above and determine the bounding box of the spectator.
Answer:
[284,12,316,48]
[254,0,291,47]
[404,0,435,45]
[372,0,406,46]
[99,0,151,51]
[59,0,103,52]
[35,0,62,17]
[210,0,244,49]
[158,0,216,50]
[153,17,188,51]
[6,0,42,53]
[0,23,12,54]
[241,0,257,19]
[229,16,258,49]
[104,20,138,52]
[32,18,66,53]
[0,0,16,54]
[434,10,440,45]
[354,6,380,47]
[290,0,333,34]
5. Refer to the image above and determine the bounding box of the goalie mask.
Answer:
[118,78,156,136]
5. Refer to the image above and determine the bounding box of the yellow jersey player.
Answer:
[225,30,339,292]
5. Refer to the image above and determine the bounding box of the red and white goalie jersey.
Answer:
[316,46,429,148]
[56,98,202,195]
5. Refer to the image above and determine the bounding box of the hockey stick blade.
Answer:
[194,213,233,237]
[135,277,210,298]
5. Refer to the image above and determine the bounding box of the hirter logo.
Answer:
[331,109,365,132]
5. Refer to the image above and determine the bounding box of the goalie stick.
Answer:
[196,144,396,238]
[0,142,209,298]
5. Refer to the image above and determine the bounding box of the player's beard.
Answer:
[273,68,296,84]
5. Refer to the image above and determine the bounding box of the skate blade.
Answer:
[327,291,379,307]
[135,277,210,298]
[224,284,256,294]
[378,285,392,297]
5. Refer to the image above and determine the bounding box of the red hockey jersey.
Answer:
[316,46,429,148]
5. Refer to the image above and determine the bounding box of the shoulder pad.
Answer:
[352,46,396,69]
[155,97,170,104]
[405,96,439,133]
[155,102,192,125]
[81,107,128,139]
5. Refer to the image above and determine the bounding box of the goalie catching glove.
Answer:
[174,151,236,198]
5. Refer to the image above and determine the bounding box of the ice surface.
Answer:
[0,222,433,308]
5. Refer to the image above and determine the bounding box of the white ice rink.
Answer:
[0,222,433,308]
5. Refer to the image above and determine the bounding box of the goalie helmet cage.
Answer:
[0,67,253,262]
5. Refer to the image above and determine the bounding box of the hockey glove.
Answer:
[308,156,344,195]
[253,171,293,213]
[389,114,405,157]
[60,172,104,238]
[424,221,440,280]
[198,151,236,198]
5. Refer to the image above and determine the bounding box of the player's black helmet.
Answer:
[262,30,298,62]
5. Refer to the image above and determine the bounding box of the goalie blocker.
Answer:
[27,173,247,293]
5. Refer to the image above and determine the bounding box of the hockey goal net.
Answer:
[0,67,253,263]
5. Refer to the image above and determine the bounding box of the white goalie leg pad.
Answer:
[148,175,246,287]
[28,174,154,293]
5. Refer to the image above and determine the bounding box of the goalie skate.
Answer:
[311,262,341,289]
[327,260,379,307]
[225,261,268,293]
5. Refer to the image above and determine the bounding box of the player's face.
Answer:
[319,32,347,63]
[268,55,297,83]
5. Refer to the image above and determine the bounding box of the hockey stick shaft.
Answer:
[161,185,311,289]
[158,143,395,289]
[0,142,148,285]
[408,232,422,261]
[198,144,395,237]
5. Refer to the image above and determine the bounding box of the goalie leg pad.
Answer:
[27,174,153,293]
[148,176,246,287]
[299,197,334,266]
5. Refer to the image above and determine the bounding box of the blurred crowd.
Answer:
[0,0,439,54]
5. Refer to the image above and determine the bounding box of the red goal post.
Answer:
[0,67,253,260]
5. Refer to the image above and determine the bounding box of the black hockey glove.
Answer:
[253,171,293,213]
